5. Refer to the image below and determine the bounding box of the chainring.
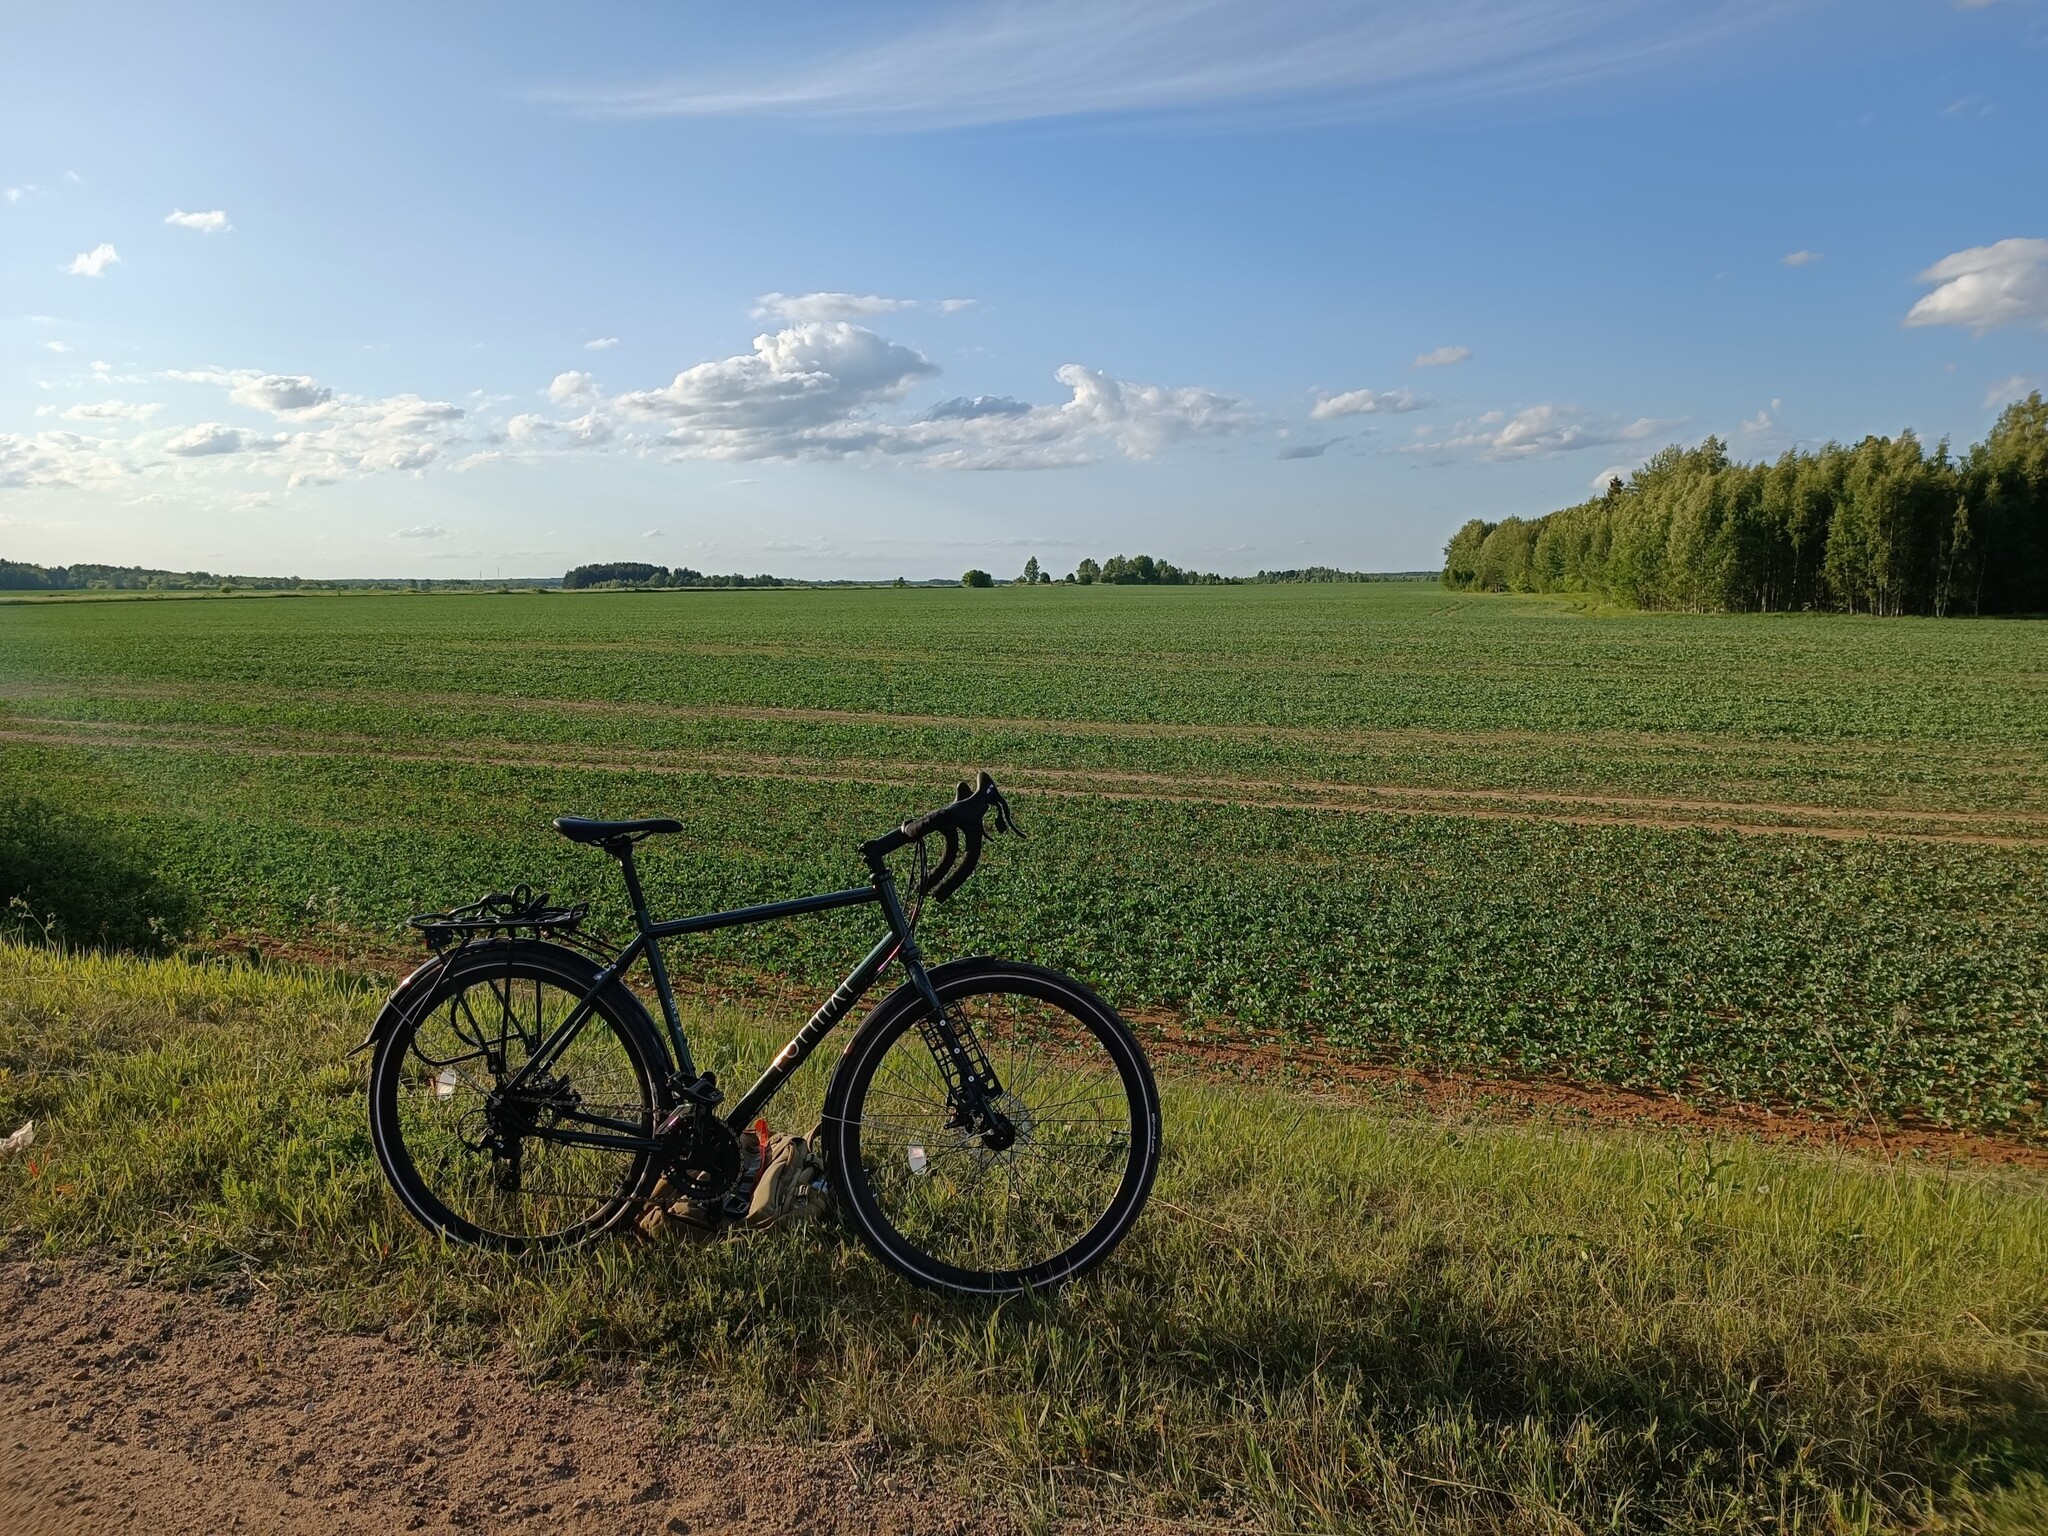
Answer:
[662,1109,744,1205]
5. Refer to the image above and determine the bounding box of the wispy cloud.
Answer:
[1310,387,1432,419]
[1412,345,1471,368]
[750,292,974,322]
[1984,374,2042,408]
[62,400,163,423]
[65,243,119,278]
[1905,238,2048,333]
[546,0,1806,128]
[1427,403,1680,461]
[584,336,621,350]
[393,523,452,540]
[165,208,232,234]
[1781,249,1821,267]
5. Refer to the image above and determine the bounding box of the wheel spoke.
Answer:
[381,956,655,1248]
[846,982,1150,1288]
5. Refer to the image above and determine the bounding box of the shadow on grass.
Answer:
[4,943,2045,1533]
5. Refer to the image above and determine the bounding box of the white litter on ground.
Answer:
[1,1121,34,1156]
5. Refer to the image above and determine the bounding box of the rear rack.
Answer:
[409,885,589,953]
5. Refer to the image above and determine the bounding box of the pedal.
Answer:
[657,1072,722,1138]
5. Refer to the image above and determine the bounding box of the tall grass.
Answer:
[2,940,2044,1533]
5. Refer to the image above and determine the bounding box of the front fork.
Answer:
[876,869,1016,1149]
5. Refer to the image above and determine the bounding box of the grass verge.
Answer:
[2,941,2045,1533]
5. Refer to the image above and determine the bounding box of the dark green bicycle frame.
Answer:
[493,845,959,1154]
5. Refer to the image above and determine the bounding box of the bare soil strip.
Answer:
[8,676,2046,769]
[6,719,2045,848]
[175,929,2048,1172]
[1127,1012,2048,1172]
[0,1261,1051,1536]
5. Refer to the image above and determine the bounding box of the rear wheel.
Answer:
[368,940,667,1252]
[826,959,1160,1295]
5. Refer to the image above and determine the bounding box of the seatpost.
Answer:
[611,839,654,928]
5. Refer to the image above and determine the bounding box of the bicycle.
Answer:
[361,774,1161,1295]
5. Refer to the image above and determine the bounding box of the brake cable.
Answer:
[904,833,930,935]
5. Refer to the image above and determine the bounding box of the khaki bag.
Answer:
[638,1120,828,1240]
[745,1124,828,1229]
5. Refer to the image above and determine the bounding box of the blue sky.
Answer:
[3,1,2045,580]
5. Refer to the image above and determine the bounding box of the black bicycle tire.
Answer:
[368,938,670,1254]
[824,957,1161,1295]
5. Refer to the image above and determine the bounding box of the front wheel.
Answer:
[825,959,1161,1295]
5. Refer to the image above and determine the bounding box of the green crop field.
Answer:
[2,581,2044,1136]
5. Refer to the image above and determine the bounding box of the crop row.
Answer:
[4,736,2042,1135]
[4,582,2045,744]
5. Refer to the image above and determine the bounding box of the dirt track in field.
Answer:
[0,1262,1064,1536]
[5,715,2046,848]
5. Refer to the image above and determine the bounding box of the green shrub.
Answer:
[0,793,196,954]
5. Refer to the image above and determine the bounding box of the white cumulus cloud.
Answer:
[0,430,133,490]
[1311,387,1432,419]
[1413,345,1470,368]
[614,321,941,457]
[1906,238,2048,333]
[229,374,333,414]
[165,423,264,457]
[65,244,119,278]
[506,320,1246,470]
[584,336,620,350]
[165,208,232,234]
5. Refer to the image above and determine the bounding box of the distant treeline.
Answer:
[561,562,788,590]
[0,561,556,594]
[0,560,313,592]
[980,555,1436,587]
[1442,394,2048,616]
[1252,567,1436,584]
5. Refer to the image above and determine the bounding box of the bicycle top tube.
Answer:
[640,884,880,941]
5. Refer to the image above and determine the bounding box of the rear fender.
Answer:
[351,940,650,1062]
[350,951,453,1057]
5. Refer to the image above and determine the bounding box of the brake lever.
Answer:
[989,785,1021,838]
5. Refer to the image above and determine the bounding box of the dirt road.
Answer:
[0,1262,1007,1536]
